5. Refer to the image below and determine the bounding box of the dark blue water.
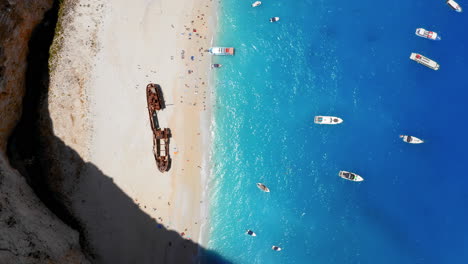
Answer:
[208,0,468,263]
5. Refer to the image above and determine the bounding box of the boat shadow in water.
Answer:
[6,7,230,262]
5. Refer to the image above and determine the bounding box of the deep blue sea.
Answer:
[207,0,468,263]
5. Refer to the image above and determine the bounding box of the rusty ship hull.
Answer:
[146,83,171,172]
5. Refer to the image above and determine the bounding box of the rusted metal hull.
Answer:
[146,83,171,172]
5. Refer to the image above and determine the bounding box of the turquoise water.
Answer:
[208,0,468,263]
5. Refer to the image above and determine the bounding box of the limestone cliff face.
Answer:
[0,0,89,263]
[0,0,50,151]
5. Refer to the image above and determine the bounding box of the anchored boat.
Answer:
[209,47,235,56]
[339,171,364,182]
[256,183,270,192]
[415,28,441,40]
[252,1,261,7]
[270,17,280,22]
[314,116,343,125]
[447,0,463,12]
[409,53,440,70]
[272,246,282,251]
[246,230,257,236]
[400,135,424,144]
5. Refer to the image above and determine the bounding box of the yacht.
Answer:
[252,1,262,7]
[272,246,282,251]
[447,0,463,12]
[339,171,364,182]
[409,53,440,70]
[400,135,424,144]
[270,17,280,22]
[246,230,257,236]
[257,183,270,192]
[209,47,235,56]
[415,28,441,40]
[314,116,343,125]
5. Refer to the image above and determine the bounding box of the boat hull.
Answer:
[314,116,343,125]
[339,171,364,182]
[252,1,261,7]
[400,135,424,144]
[256,183,270,192]
[409,53,440,70]
[415,28,441,41]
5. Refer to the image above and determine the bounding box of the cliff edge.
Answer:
[0,0,89,263]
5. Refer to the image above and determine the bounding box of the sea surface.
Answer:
[207,0,468,263]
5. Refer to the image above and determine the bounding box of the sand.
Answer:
[87,0,215,246]
[47,0,217,260]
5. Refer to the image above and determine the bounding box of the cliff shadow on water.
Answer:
[6,1,229,263]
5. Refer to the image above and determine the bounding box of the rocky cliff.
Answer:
[0,0,89,263]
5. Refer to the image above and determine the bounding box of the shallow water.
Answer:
[208,0,468,263]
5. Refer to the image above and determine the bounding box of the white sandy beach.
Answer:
[48,0,216,261]
[89,0,214,244]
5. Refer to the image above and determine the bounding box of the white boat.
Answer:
[246,230,257,236]
[256,183,270,192]
[400,135,424,144]
[272,246,282,251]
[270,17,280,22]
[415,28,441,41]
[339,171,364,182]
[252,1,262,7]
[447,0,463,12]
[409,53,440,70]
[208,47,235,56]
[314,116,343,125]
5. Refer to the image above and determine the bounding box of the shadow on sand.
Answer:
[7,2,230,263]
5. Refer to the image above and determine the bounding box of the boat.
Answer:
[272,246,282,251]
[252,1,262,7]
[246,230,257,236]
[256,183,270,192]
[447,0,463,12]
[339,171,364,182]
[415,28,441,40]
[314,116,343,125]
[270,17,280,22]
[211,64,222,68]
[147,83,171,172]
[208,47,235,56]
[409,53,440,70]
[400,135,424,144]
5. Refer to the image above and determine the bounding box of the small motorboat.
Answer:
[272,246,282,251]
[270,17,280,22]
[447,0,463,12]
[256,183,270,192]
[246,230,257,236]
[400,135,424,144]
[339,171,364,182]
[211,64,222,68]
[415,28,441,41]
[252,1,262,7]
[314,116,343,125]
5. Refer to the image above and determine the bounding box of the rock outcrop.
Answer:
[0,0,89,263]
